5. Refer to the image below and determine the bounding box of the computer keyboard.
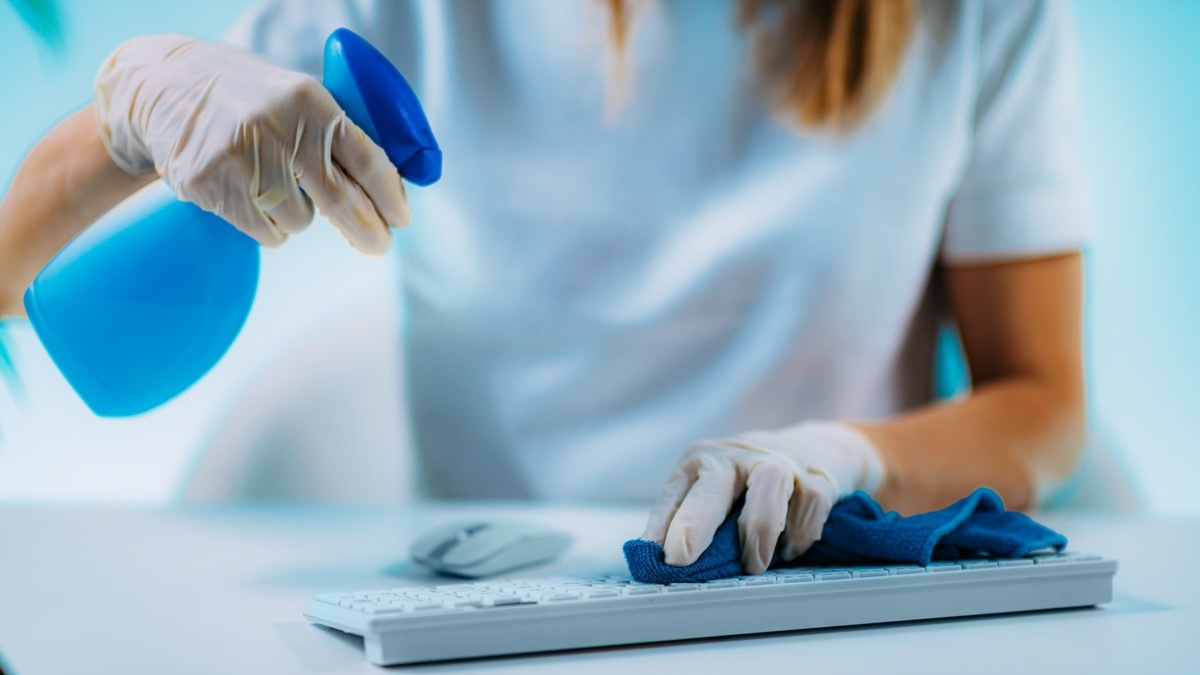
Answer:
[306,551,1117,666]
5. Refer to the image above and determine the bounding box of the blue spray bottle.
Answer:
[22,29,440,417]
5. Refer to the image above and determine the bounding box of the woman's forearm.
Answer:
[0,105,155,316]
[855,253,1087,514]
[855,376,1086,514]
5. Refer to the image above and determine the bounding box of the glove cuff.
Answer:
[791,420,887,497]
[93,34,194,177]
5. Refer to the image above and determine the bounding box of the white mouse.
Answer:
[410,520,574,578]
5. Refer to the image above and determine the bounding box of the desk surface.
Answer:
[0,503,1196,674]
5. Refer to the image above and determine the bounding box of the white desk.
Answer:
[0,503,1196,674]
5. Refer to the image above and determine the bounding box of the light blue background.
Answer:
[0,1,1197,513]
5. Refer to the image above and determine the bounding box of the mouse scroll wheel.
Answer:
[429,523,491,561]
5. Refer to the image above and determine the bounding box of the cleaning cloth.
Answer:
[623,487,1067,584]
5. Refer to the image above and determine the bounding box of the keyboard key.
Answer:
[851,569,888,578]
[780,573,814,583]
[925,562,962,573]
[624,586,662,596]
[704,580,738,589]
[997,558,1035,567]
[485,596,524,607]
[886,566,924,575]
[481,601,538,610]
[962,560,998,570]
[409,602,446,612]
[368,605,405,614]
[738,577,776,587]
[815,571,851,581]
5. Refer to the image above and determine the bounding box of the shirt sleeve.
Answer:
[941,0,1092,264]
[223,0,420,83]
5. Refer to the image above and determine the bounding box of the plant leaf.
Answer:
[7,0,64,52]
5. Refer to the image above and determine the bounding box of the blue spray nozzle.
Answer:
[323,28,442,186]
[25,30,438,417]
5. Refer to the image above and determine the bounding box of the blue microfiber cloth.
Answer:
[623,487,1067,584]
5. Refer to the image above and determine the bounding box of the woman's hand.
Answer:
[95,34,410,254]
[641,422,885,574]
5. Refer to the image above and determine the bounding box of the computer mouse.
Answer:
[410,520,574,578]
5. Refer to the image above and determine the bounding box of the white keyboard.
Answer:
[307,551,1117,665]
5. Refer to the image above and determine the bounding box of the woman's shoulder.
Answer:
[915,0,1074,59]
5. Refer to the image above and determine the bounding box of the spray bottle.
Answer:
[22,28,440,417]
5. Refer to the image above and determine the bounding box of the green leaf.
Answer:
[0,322,22,401]
[7,0,64,52]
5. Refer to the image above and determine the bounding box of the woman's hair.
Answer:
[605,0,916,130]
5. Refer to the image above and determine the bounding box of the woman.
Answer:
[0,0,1089,574]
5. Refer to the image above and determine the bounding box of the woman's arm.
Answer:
[858,252,1087,513]
[0,105,155,316]
[644,251,1086,571]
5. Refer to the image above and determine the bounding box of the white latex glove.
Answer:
[94,34,410,254]
[642,421,886,574]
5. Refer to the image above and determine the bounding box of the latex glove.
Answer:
[94,34,410,254]
[642,421,886,574]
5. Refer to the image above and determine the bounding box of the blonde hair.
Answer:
[605,0,916,130]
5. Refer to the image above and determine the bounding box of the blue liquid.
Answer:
[24,29,440,417]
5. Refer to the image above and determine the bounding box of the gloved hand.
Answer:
[641,421,886,574]
[94,34,410,254]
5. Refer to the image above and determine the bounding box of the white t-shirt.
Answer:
[227,0,1090,500]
